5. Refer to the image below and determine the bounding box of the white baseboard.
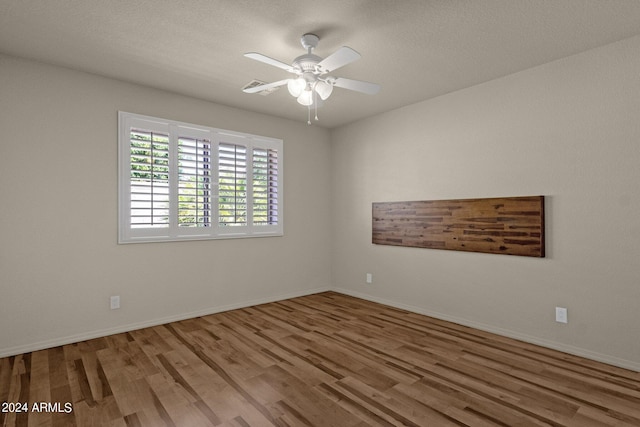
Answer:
[0,286,332,358]
[4,285,638,373]
[333,287,640,373]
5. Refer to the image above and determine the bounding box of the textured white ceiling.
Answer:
[2,0,640,128]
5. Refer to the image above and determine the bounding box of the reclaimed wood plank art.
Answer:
[372,196,544,257]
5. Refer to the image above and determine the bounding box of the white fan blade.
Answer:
[242,79,290,94]
[332,77,380,95]
[244,52,295,73]
[317,47,361,73]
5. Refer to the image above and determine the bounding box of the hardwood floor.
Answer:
[1,292,639,426]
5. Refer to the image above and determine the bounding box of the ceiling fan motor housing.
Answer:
[293,54,322,73]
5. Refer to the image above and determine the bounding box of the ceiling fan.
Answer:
[243,33,381,124]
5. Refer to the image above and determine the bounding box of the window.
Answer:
[119,112,282,243]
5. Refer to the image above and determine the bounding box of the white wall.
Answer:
[331,36,640,371]
[0,54,332,356]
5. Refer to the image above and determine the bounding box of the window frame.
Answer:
[118,111,283,244]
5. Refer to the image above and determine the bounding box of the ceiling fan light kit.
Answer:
[243,33,380,124]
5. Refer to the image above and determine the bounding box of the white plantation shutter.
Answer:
[129,129,170,228]
[119,112,283,243]
[218,143,248,226]
[252,147,278,225]
[178,135,212,228]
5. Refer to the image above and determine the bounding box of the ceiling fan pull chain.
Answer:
[307,105,311,125]
[314,90,319,121]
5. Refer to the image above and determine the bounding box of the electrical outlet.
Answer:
[110,295,120,310]
[366,273,373,284]
[555,307,567,323]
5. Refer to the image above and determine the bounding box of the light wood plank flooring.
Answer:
[1,292,639,426]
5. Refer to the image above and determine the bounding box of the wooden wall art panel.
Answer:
[372,196,545,257]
